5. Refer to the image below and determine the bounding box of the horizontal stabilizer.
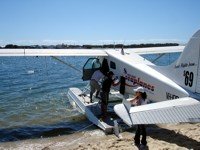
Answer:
[114,97,200,125]
[0,49,108,56]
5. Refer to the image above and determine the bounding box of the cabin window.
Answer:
[110,61,116,69]
[92,59,101,69]
[84,58,101,70]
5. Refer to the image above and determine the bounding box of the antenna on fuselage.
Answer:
[121,48,125,55]
[121,41,125,55]
[121,44,125,55]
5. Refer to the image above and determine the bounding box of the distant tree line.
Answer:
[82,43,179,49]
[2,43,179,49]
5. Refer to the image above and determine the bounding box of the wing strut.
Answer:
[51,56,82,73]
[152,53,166,63]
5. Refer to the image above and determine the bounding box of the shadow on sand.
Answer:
[148,125,200,149]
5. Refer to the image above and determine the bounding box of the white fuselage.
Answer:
[100,50,189,102]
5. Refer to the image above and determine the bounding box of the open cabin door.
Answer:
[82,58,101,81]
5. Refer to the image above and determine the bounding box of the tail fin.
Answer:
[158,30,200,93]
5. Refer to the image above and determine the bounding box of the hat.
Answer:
[134,87,144,93]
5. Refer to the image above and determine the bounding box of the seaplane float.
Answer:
[1,30,200,134]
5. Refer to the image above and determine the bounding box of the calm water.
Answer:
[0,52,180,142]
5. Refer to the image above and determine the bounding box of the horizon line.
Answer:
[0,38,187,47]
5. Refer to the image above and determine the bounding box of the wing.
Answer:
[114,97,200,126]
[0,46,184,56]
[125,46,185,55]
[0,49,108,56]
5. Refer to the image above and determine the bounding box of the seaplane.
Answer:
[1,30,200,133]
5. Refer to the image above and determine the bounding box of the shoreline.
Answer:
[0,123,199,150]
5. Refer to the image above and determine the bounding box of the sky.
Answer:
[0,0,200,46]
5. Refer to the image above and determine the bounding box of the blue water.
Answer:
[0,56,91,142]
[0,53,180,142]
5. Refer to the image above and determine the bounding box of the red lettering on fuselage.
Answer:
[125,74,155,91]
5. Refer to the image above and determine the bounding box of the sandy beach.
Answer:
[0,123,199,150]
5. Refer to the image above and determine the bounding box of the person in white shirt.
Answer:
[90,69,104,102]
[130,86,147,147]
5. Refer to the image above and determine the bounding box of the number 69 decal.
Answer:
[183,71,194,87]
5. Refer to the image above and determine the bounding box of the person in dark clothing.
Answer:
[101,71,118,120]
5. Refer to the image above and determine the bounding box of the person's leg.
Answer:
[95,90,100,98]
[101,103,107,120]
[94,82,101,98]
[101,92,108,120]
[141,125,147,145]
[90,92,93,102]
[134,125,141,145]
[104,93,109,118]
[90,81,95,102]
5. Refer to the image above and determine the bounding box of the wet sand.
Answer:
[0,123,199,150]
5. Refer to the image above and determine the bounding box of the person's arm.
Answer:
[112,80,120,86]
[129,96,139,106]
[125,82,138,87]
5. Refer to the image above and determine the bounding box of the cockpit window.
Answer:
[92,59,101,69]
[84,58,101,70]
